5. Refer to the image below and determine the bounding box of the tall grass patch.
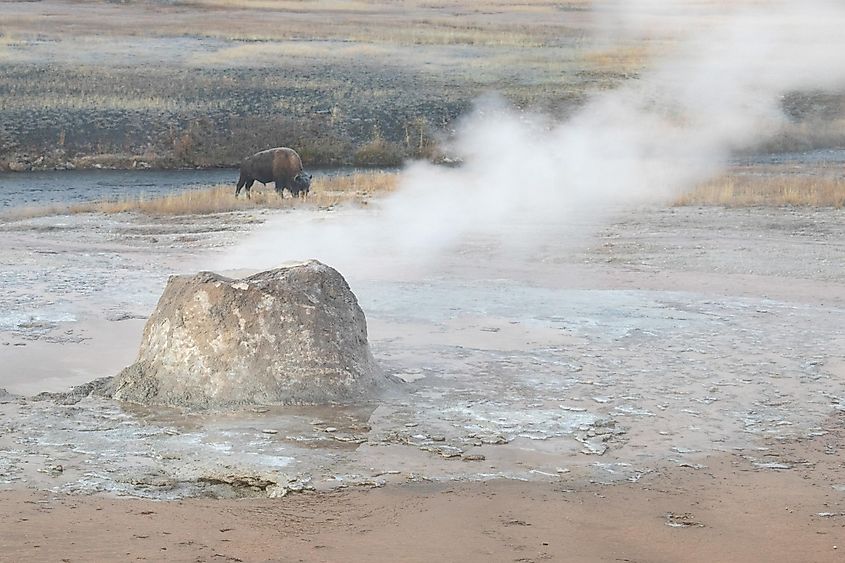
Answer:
[675,174,845,208]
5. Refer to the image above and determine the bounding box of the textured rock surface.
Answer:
[112,260,387,408]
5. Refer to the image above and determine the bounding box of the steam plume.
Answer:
[218,0,845,278]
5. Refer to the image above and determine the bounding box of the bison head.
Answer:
[291,172,312,195]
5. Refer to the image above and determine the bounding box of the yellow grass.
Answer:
[6,171,842,222]
[192,41,393,66]
[182,0,582,15]
[3,0,574,48]
[315,170,399,194]
[674,175,845,208]
[1,171,401,221]
[0,94,223,112]
[582,44,655,74]
[182,0,380,12]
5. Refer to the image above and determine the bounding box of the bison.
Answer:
[235,147,312,199]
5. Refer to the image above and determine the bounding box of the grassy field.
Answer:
[0,0,611,171]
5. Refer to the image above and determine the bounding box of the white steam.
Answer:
[218,0,845,278]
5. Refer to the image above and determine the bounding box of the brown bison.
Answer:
[235,147,312,198]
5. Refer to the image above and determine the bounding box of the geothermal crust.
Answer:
[112,260,387,408]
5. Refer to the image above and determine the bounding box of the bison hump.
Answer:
[271,149,303,176]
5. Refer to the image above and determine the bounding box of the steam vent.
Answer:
[112,260,387,408]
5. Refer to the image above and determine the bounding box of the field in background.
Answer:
[0,0,600,171]
[3,0,844,173]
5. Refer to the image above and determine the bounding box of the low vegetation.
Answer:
[3,1,843,172]
[0,171,400,221]
[675,174,845,208]
[0,0,627,171]
[6,167,842,223]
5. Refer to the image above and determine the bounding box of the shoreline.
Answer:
[3,146,845,175]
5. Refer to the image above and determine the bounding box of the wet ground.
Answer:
[0,196,843,499]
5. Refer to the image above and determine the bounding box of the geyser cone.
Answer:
[112,260,388,408]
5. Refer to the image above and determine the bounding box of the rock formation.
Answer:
[112,260,388,408]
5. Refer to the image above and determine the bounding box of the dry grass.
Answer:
[582,43,655,74]
[675,174,845,208]
[5,0,845,172]
[315,169,399,194]
[186,0,583,10]
[1,171,400,221]
[184,0,377,11]
[191,41,392,66]
[0,94,223,112]
[1,1,575,48]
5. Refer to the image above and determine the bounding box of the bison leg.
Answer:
[235,173,246,197]
[236,173,255,198]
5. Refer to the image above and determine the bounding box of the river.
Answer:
[1,148,843,210]
[0,167,377,210]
